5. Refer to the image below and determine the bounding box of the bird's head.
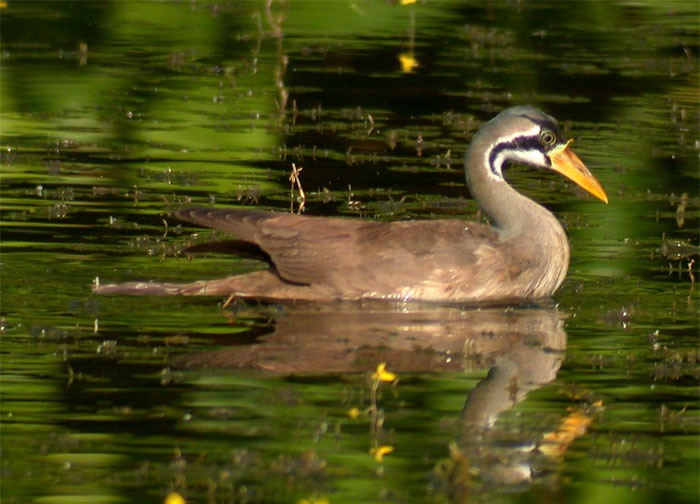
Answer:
[476,106,608,203]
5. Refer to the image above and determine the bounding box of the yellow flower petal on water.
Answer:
[371,363,397,382]
[164,492,186,504]
[398,53,419,73]
[541,409,594,458]
[370,445,394,462]
[348,407,362,419]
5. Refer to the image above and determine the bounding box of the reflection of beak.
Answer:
[549,140,608,203]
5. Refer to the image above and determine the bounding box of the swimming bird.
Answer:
[94,106,607,303]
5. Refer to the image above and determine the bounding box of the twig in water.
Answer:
[289,163,306,214]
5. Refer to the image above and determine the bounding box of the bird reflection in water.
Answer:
[175,302,595,493]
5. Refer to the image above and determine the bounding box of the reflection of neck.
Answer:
[460,359,521,430]
[456,354,561,488]
[459,339,565,432]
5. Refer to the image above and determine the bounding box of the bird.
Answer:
[94,106,607,303]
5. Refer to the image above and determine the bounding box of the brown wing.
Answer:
[174,208,369,286]
[173,208,508,298]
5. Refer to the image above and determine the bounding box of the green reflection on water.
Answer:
[1,0,698,503]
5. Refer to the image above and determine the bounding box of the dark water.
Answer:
[1,1,698,503]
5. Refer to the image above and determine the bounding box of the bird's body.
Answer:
[165,207,567,303]
[95,106,607,303]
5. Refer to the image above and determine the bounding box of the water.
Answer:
[1,1,698,503]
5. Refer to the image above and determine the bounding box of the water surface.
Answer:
[1,1,698,503]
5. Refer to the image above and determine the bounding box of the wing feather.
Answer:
[174,208,505,299]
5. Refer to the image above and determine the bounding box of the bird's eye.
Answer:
[539,130,556,146]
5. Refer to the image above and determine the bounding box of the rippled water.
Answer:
[1,1,698,503]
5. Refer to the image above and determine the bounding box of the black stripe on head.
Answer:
[488,134,547,176]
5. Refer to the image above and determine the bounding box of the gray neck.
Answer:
[465,139,571,294]
[465,134,561,239]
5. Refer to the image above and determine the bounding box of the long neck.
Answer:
[465,132,560,238]
[465,132,571,295]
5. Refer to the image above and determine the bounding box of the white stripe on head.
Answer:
[483,124,546,180]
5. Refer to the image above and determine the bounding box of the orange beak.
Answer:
[549,140,608,204]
